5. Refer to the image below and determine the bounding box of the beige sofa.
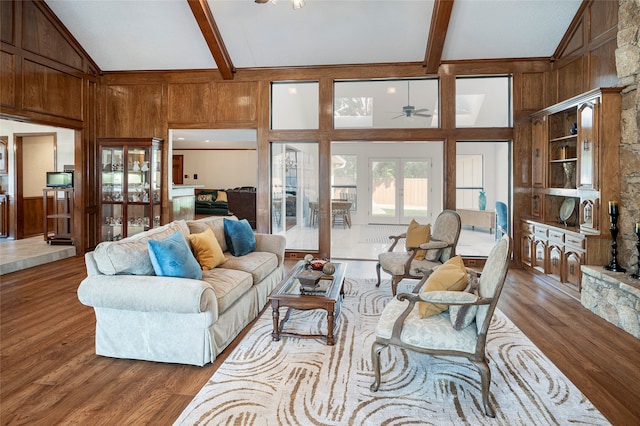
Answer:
[78,216,285,366]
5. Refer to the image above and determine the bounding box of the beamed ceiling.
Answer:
[45,0,583,75]
[43,0,584,148]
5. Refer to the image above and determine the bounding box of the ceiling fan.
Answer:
[392,81,432,119]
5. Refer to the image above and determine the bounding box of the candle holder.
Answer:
[603,209,626,273]
[631,227,640,279]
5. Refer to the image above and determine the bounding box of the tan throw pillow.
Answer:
[215,191,228,202]
[187,228,227,270]
[418,255,468,318]
[406,219,431,261]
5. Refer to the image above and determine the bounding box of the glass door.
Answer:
[369,158,431,224]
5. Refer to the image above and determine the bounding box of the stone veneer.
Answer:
[581,265,640,338]
[616,0,640,269]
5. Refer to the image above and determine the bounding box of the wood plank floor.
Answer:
[1,257,639,424]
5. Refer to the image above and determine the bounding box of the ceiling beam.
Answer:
[187,0,235,80]
[423,0,455,74]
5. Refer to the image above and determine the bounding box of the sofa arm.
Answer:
[77,275,218,317]
[254,233,286,265]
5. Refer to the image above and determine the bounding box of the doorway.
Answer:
[369,158,432,224]
[172,154,184,185]
[15,133,56,239]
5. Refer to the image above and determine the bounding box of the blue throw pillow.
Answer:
[224,218,256,257]
[148,231,202,280]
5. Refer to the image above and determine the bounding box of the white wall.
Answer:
[0,119,75,197]
[22,136,54,197]
[175,149,258,189]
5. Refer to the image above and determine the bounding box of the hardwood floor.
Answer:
[1,257,639,425]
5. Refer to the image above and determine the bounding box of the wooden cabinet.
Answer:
[98,138,163,242]
[528,88,621,235]
[521,219,609,298]
[525,88,621,297]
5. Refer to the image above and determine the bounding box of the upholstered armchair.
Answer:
[370,234,512,417]
[376,210,461,296]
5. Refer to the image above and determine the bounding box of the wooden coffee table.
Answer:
[268,261,346,346]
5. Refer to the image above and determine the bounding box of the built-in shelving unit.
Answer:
[524,88,622,298]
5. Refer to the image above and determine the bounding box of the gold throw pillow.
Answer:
[418,255,468,318]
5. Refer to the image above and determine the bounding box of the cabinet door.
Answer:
[565,250,584,292]
[533,239,547,273]
[548,244,563,281]
[578,101,598,189]
[521,234,533,267]
[531,117,546,188]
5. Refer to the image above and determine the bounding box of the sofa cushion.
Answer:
[201,268,253,313]
[93,221,190,275]
[197,193,214,202]
[188,228,227,270]
[215,191,228,202]
[148,231,202,280]
[221,251,278,285]
[224,218,256,257]
[187,216,228,252]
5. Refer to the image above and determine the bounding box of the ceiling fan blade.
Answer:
[255,0,270,3]
[391,114,405,119]
[414,113,432,118]
[413,108,430,113]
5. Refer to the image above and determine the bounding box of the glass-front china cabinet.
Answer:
[98,138,163,242]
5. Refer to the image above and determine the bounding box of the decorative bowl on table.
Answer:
[309,258,328,271]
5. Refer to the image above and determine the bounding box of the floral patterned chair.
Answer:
[370,234,512,417]
[376,210,461,296]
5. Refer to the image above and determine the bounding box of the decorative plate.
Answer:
[559,198,575,222]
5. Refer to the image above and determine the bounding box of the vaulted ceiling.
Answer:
[46,0,582,76]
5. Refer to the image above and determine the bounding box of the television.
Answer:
[46,171,74,188]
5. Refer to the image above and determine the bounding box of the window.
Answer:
[334,79,439,129]
[271,82,319,130]
[456,154,484,209]
[331,154,357,210]
[271,142,319,251]
[455,76,512,127]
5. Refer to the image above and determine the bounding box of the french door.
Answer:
[369,158,432,224]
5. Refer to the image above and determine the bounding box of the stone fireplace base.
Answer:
[581,266,640,339]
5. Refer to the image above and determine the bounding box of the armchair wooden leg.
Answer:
[370,341,386,392]
[391,276,401,296]
[375,262,382,287]
[472,359,495,418]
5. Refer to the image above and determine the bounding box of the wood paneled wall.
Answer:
[1,0,98,253]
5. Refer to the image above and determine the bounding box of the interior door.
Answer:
[369,158,431,224]
[172,155,184,185]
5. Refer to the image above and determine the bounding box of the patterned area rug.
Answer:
[174,278,609,425]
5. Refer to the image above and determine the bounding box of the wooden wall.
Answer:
[1,0,620,259]
[0,0,98,253]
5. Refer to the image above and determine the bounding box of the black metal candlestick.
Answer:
[604,207,626,272]
[631,225,640,279]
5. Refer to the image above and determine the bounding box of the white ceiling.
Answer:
[44,0,582,147]
[46,0,582,71]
